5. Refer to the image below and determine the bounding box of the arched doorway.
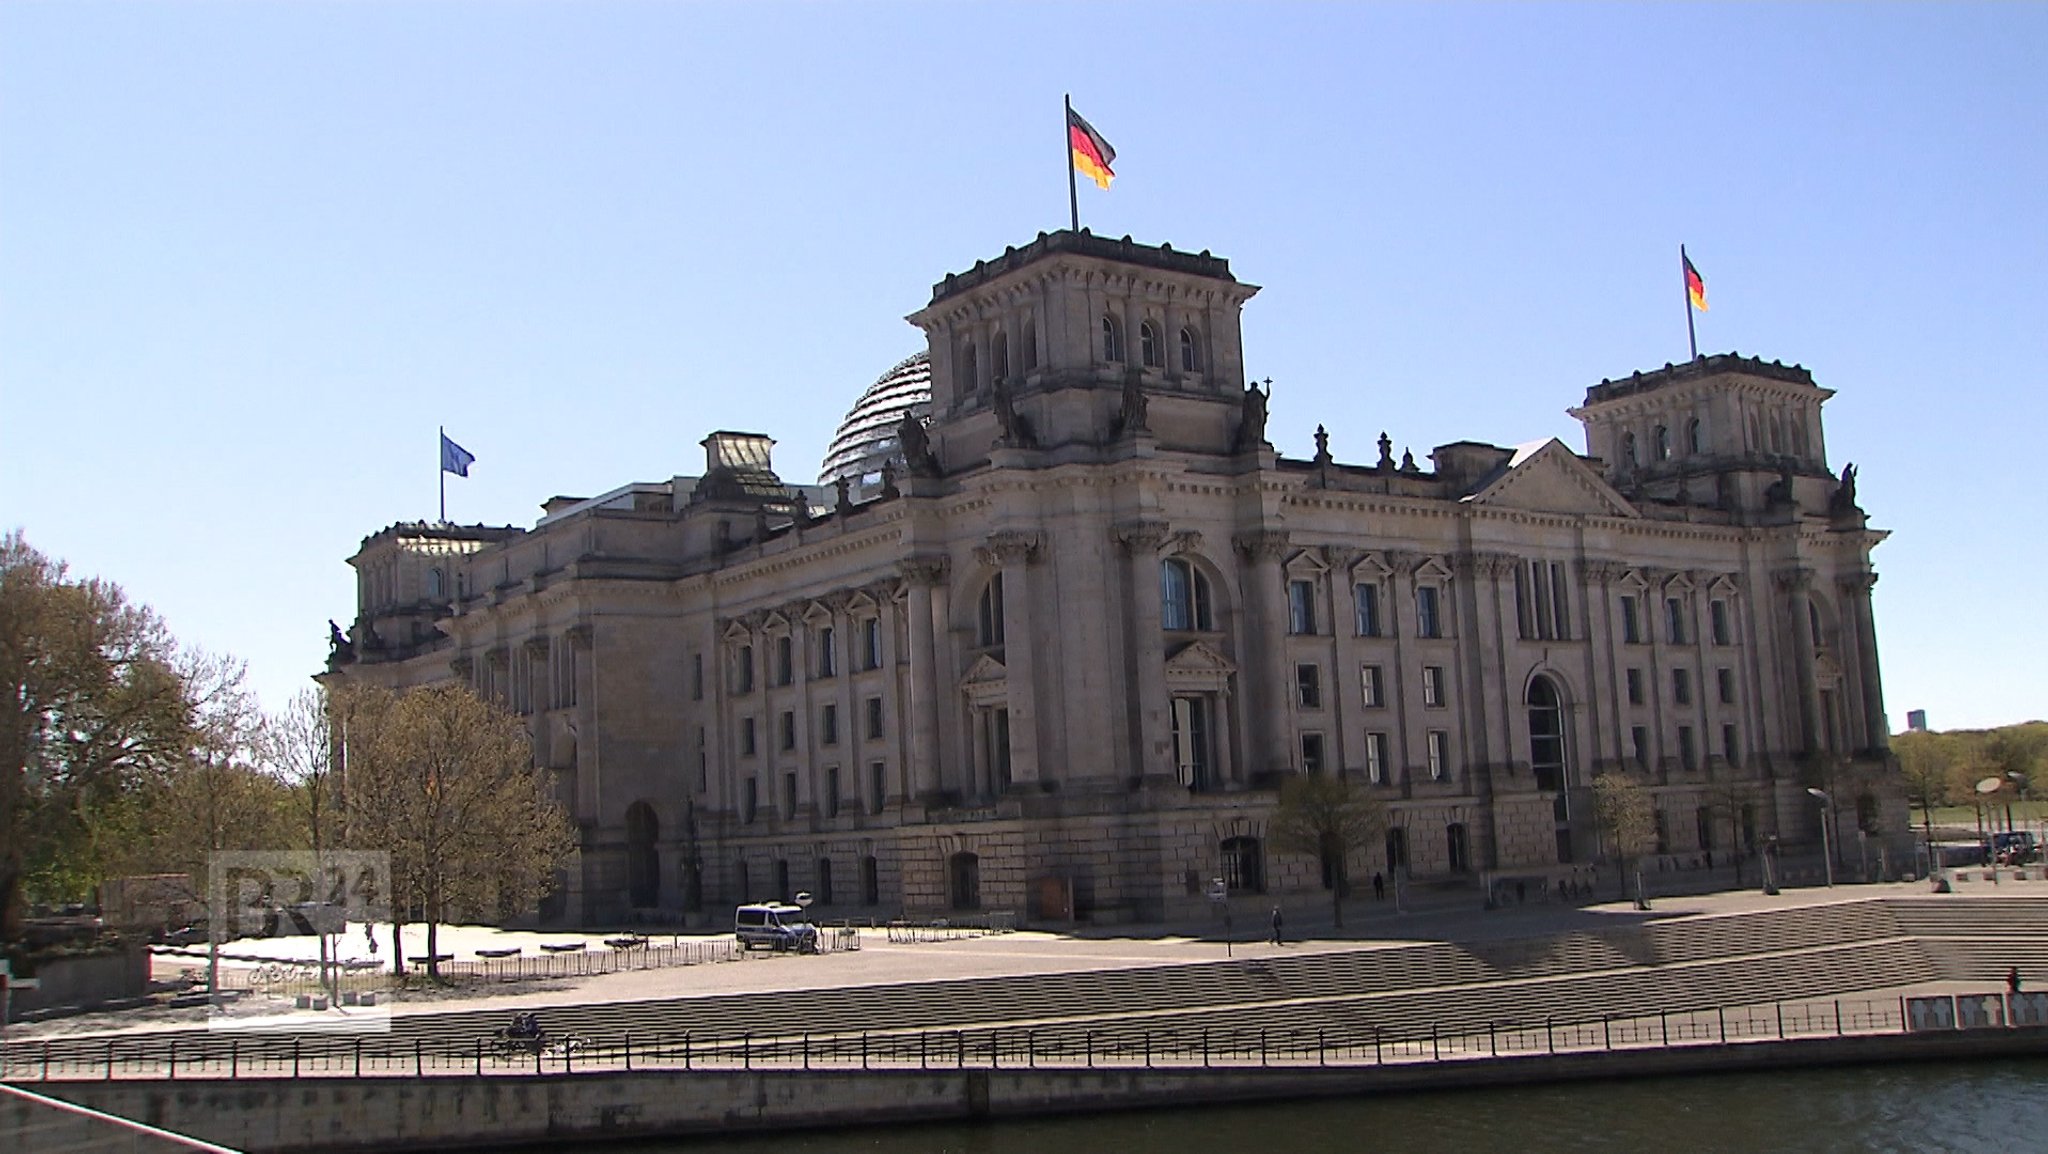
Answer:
[625,801,660,909]
[1527,674,1574,863]
[948,852,982,911]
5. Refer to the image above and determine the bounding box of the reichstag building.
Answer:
[324,230,1904,925]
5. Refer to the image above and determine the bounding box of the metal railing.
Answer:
[6,990,2038,1084]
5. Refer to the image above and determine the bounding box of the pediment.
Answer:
[1165,640,1237,674]
[960,653,1009,685]
[801,601,834,625]
[721,620,753,643]
[761,610,791,632]
[1464,439,1639,518]
[1284,549,1330,576]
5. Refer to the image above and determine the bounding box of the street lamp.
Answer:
[1807,787,1835,888]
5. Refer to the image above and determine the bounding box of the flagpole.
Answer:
[1682,245,1699,362]
[439,425,447,524]
[1064,93,1080,233]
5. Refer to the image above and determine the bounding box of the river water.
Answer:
[586,1059,2048,1154]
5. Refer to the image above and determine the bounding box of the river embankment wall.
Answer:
[30,1028,2048,1153]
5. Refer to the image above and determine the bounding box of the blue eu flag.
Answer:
[440,433,476,477]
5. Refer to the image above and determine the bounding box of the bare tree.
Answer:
[1267,772,1386,928]
[1594,771,1656,909]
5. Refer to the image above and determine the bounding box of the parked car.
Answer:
[734,903,819,953]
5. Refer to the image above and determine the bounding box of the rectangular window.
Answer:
[1550,562,1571,640]
[825,767,841,819]
[868,760,887,814]
[775,636,794,686]
[741,716,757,756]
[1514,563,1533,639]
[1722,723,1740,767]
[865,696,885,741]
[1673,668,1692,706]
[1288,579,1316,635]
[863,617,884,670]
[1679,725,1697,770]
[1426,730,1448,780]
[779,709,796,751]
[1717,667,1735,706]
[1360,664,1385,708]
[1631,725,1649,768]
[821,703,839,746]
[695,726,707,793]
[1666,597,1687,645]
[1365,731,1389,784]
[736,645,755,694]
[1296,663,1322,709]
[1416,586,1443,638]
[1710,600,1731,646]
[817,626,837,678]
[1354,583,1382,637]
[1621,596,1642,644]
[1422,665,1446,708]
[1300,732,1326,774]
[782,772,798,818]
[1627,668,1644,706]
[742,777,758,824]
[691,653,704,701]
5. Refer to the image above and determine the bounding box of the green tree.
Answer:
[342,683,575,978]
[1594,771,1656,908]
[1267,772,1386,928]
[0,532,193,939]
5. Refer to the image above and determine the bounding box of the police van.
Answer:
[733,902,820,952]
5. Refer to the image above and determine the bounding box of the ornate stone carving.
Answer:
[1232,530,1290,562]
[975,530,1042,568]
[1773,568,1815,593]
[898,556,950,586]
[564,623,594,647]
[1383,549,1425,573]
[449,655,474,678]
[1836,571,1878,596]
[484,647,510,670]
[523,636,551,657]
[1113,521,1172,553]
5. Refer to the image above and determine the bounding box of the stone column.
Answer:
[563,624,597,821]
[977,531,1043,789]
[1234,530,1294,776]
[1115,521,1174,781]
[1777,569,1819,755]
[899,557,949,802]
[1839,572,1887,752]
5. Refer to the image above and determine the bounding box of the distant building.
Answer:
[1906,710,1928,732]
[322,230,1907,925]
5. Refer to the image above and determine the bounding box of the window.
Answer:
[1139,321,1161,368]
[1354,583,1382,637]
[817,626,837,677]
[695,727,707,792]
[779,710,796,751]
[865,696,885,741]
[868,760,887,814]
[1221,835,1263,893]
[1688,418,1704,455]
[1623,432,1638,468]
[1621,596,1642,644]
[991,330,1009,381]
[1516,562,1567,640]
[1300,732,1326,775]
[1709,600,1730,646]
[1527,676,1566,793]
[782,772,798,818]
[817,856,836,902]
[1666,597,1687,644]
[1447,823,1470,873]
[1288,579,1317,635]
[1101,315,1124,362]
[1365,731,1389,783]
[1809,601,1823,647]
[742,778,758,824]
[1421,665,1446,708]
[735,644,755,694]
[426,567,444,599]
[1679,726,1697,770]
[1296,663,1322,709]
[862,617,884,670]
[692,653,703,700]
[960,344,978,393]
[1426,730,1449,780]
[775,859,791,902]
[1360,664,1385,708]
[982,707,1012,792]
[821,703,839,745]
[775,636,794,686]
[1722,723,1740,767]
[1416,586,1442,638]
[1654,425,1671,460]
[1627,668,1644,706]
[1631,725,1649,768]
[741,716,757,756]
[1161,558,1212,630]
[978,574,1006,647]
[1179,326,1202,372]
[1673,668,1692,706]
[1023,319,1038,372]
[860,855,880,905]
[1171,696,1213,790]
[1716,667,1735,705]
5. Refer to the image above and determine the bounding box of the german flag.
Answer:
[1684,252,1708,312]
[1068,107,1116,190]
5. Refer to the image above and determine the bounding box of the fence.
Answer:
[5,990,2038,1085]
[883,912,1016,944]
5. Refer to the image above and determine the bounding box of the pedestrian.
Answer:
[1372,872,1385,901]
[2008,966,2023,995]
[1270,906,1284,946]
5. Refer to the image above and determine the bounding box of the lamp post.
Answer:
[1807,788,1835,888]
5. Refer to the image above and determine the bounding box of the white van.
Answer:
[734,903,820,952]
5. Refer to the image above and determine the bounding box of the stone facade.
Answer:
[322,230,1906,925]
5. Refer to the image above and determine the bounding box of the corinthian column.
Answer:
[899,556,949,801]
[1235,530,1293,776]
[1839,572,1887,752]
[977,531,1043,789]
[1115,521,1173,780]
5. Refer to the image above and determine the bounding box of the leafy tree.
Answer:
[1267,772,1385,928]
[1702,777,1758,886]
[341,683,575,978]
[1594,771,1656,908]
[1,532,192,939]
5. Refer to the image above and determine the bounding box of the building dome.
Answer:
[818,351,932,489]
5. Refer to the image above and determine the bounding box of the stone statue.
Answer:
[1400,449,1419,473]
[327,620,355,663]
[879,462,900,499]
[898,411,939,477]
[1234,380,1270,452]
[834,476,853,515]
[993,380,1038,448]
[1764,464,1795,507]
[1377,431,1394,470]
[1117,372,1149,436]
[1828,462,1860,517]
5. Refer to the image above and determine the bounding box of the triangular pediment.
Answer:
[1464,439,1639,518]
[1165,640,1237,674]
[961,653,1008,685]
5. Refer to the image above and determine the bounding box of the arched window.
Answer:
[1022,319,1038,371]
[1527,675,1567,794]
[991,331,1009,382]
[1179,326,1202,372]
[948,852,981,910]
[1220,836,1264,893]
[426,567,445,599]
[1622,432,1638,468]
[977,573,1005,648]
[1687,418,1704,455]
[1101,315,1124,363]
[960,344,978,393]
[1140,321,1161,368]
[1161,558,1212,631]
[626,801,660,909]
[1654,425,1671,461]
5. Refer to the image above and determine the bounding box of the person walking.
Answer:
[1372,872,1385,901]
[1269,906,1284,946]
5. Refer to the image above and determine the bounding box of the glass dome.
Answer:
[818,351,932,490]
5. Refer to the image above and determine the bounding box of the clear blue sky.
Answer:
[4,3,2043,732]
